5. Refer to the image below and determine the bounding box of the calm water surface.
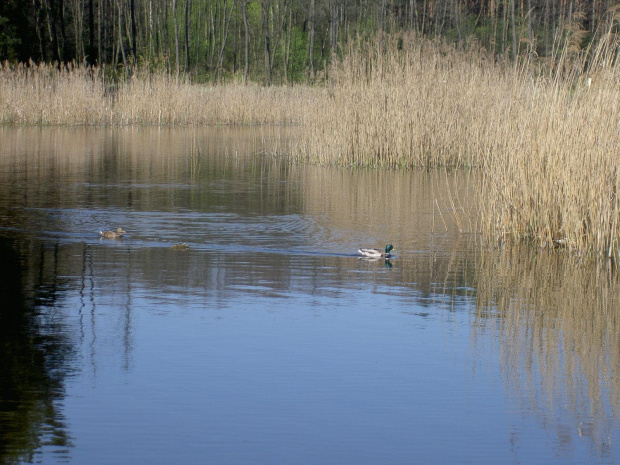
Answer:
[1,127,619,464]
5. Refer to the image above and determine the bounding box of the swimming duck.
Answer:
[358,244,395,258]
[99,228,126,239]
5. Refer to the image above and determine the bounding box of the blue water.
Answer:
[1,127,619,465]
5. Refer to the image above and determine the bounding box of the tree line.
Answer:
[1,0,619,83]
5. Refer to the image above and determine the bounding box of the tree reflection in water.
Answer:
[0,237,73,464]
[1,126,620,463]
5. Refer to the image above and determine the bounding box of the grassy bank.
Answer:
[2,32,620,258]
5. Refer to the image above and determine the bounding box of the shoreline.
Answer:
[3,35,620,259]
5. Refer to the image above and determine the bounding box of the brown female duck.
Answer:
[99,228,126,239]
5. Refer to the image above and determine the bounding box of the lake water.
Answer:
[1,127,619,464]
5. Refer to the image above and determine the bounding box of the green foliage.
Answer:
[0,16,21,62]
[290,27,310,82]
[247,0,261,24]
[1,0,617,84]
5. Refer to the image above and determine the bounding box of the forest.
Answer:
[2,0,620,83]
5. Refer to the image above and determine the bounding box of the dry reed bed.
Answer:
[293,34,620,258]
[0,62,317,126]
[3,33,620,257]
[294,38,503,168]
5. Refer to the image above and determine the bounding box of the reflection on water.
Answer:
[474,247,620,457]
[0,238,73,464]
[0,127,619,464]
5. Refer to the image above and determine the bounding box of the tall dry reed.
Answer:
[0,61,110,124]
[478,31,620,257]
[4,31,620,258]
[293,32,620,258]
[293,36,505,168]
[0,62,317,126]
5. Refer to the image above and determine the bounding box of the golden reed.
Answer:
[0,61,315,126]
[293,33,620,259]
[2,29,620,258]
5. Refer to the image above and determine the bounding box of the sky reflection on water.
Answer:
[32,247,486,465]
[0,127,619,464]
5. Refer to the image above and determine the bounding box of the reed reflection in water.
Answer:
[0,127,619,464]
[474,247,620,457]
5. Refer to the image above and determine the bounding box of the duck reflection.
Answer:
[358,256,393,268]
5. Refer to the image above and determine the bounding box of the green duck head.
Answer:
[385,244,395,254]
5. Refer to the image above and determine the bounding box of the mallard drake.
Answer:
[358,244,395,258]
[99,228,126,239]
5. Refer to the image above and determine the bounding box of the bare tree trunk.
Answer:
[147,0,154,61]
[74,0,85,61]
[88,0,95,63]
[269,0,287,84]
[309,0,315,80]
[117,0,128,70]
[381,0,386,31]
[47,0,62,62]
[284,7,292,83]
[243,0,249,83]
[214,0,235,82]
[36,0,42,59]
[453,0,461,46]
[263,0,272,86]
[195,0,201,68]
[510,0,517,60]
[527,0,533,53]
[544,0,550,56]
[409,0,417,30]
[330,0,338,50]
[173,0,180,79]
[437,0,448,37]
[184,0,191,72]
[500,0,507,55]
[58,0,68,61]
[207,0,216,68]
[289,8,297,83]
[129,0,136,66]
[99,0,104,64]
